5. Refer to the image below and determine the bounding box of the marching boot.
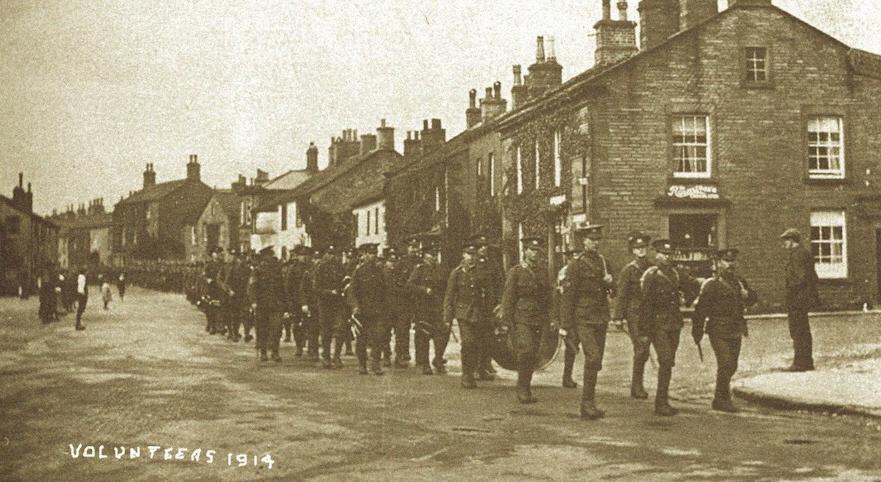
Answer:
[712,398,739,413]
[712,376,739,412]
[371,357,384,376]
[321,357,333,369]
[562,350,577,388]
[358,359,368,375]
[270,350,282,363]
[422,364,433,375]
[432,358,447,375]
[630,361,649,399]
[461,352,476,389]
[579,370,604,420]
[654,365,678,416]
[259,349,269,362]
[516,371,531,404]
[524,370,538,403]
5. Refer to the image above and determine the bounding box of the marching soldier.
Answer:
[500,237,551,404]
[342,247,358,357]
[472,234,500,380]
[221,249,249,342]
[613,232,654,399]
[299,249,320,360]
[284,246,311,356]
[555,250,579,389]
[349,243,389,375]
[396,235,422,364]
[313,245,348,368]
[560,224,615,420]
[384,247,413,368]
[408,242,447,375]
[249,246,285,362]
[639,239,698,416]
[693,248,758,412]
[444,241,493,389]
[203,247,226,335]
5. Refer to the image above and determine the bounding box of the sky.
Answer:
[1,0,880,215]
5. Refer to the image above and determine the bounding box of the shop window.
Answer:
[672,115,711,178]
[668,214,717,276]
[807,116,844,179]
[810,211,847,279]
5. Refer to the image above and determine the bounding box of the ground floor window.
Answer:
[810,210,847,279]
[668,213,717,277]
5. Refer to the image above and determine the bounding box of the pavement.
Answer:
[2,288,881,480]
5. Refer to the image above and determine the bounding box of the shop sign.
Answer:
[666,184,719,200]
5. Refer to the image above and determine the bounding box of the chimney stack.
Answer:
[594,0,638,66]
[306,142,319,173]
[639,0,680,50]
[466,89,481,128]
[360,133,378,155]
[511,65,529,110]
[404,131,423,159]
[376,119,395,151]
[526,36,563,99]
[143,163,156,189]
[420,119,446,155]
[679,0,718,30]
[186,154,201,182]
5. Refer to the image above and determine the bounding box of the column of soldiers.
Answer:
[168,222,764,419]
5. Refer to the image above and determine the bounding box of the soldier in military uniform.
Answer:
[313,245,348,368]
[444,241,493,389]
[203,247,226,335]
[299,249,320,360]
[693,248,758,412]
[560,224,615,420]
[472,234,500,379]
[613,232,654,399]
[639,239,698,416]
[395,236,422,364]
[384,246,413,368]
[500,237,551,404]
[350,243,389,375]
[408,242,447,375]
[248,246,285,362]
[221,249,251,342]
[555,250,579,389]
[283,246,310,356]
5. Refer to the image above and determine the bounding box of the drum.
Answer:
[490,323,561,371]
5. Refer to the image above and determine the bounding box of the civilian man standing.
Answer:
[75,267,88,331]
[780,228,819,371]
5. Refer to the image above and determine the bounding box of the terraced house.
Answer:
[495,0,881,311]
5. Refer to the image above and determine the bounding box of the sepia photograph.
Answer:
[2,0,881,479]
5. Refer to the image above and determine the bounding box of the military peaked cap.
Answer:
[651,239,676,254]
[716,248,739,262]
[627,231,651,249]
[574,223,604,239]
[779,228,802,242]
[521,237,544,250]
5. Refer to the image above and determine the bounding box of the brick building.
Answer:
[495,0,881,311]
[54,199,114,270]
[112,155,214,264]
[185,190,242,261]
[0,174,58,296]
[255,120,403,256]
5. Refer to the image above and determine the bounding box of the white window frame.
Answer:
[745,47,768,82]
[489,153,496,196]
[534,141,540,189]
[672,115,711,178]
[810,210,847,279]
[553,130,562,187]
[434,186,441,212]
[807,116,845,179]
[516,146,523,194]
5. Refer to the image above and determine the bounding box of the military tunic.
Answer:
[408,259,447,367]
[350,259,389,367]
[639,265,686,367]
[249,256,285,354]
[560,250,614,371]
[444,261,493,375]
[313,255,348,360]
[614,257,653,364]
[500,262,550,368]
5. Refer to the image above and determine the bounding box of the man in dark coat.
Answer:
[313,245,348,368]
[220,249,249,342]
[249,246,285,362]
[560,224,615,420]
[693,248,758,412]
[350,243,390,375]
[639,239,698,416]
[385,247,414,368]
[500,237,551,404]
[780,228,819,371]
[408,243,447,375]
[284,246,311,356]
[613,232,654,399]
[444,241,493,389]
[472,234,501,379]
[299,250,319,361]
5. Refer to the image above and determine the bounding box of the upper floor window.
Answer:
[516,145,524,194]
[489,153,496,196]
[374,207,379,234]
[553,130,562,187]
[366,210,371,236]
[534,141,540,189]
[672,115,711,178]
[476,157,483,177]
[745,47,768,82]
[810,210,847,279]
[807,116,844,179]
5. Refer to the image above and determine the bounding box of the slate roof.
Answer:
[116,179,189,206]
[213,190,242,220]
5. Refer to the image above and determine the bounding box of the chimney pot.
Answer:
[415,132,420,140]
[513,65,523,85]
[485,87,493,99]
[535,36,546,62]
[493,81,502,99]
[602,0,611,20]
[423,119,429,130]
[469,89,477,107]
[617,1,628,21]
[18,172,23,188]
[546,36,557,61]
